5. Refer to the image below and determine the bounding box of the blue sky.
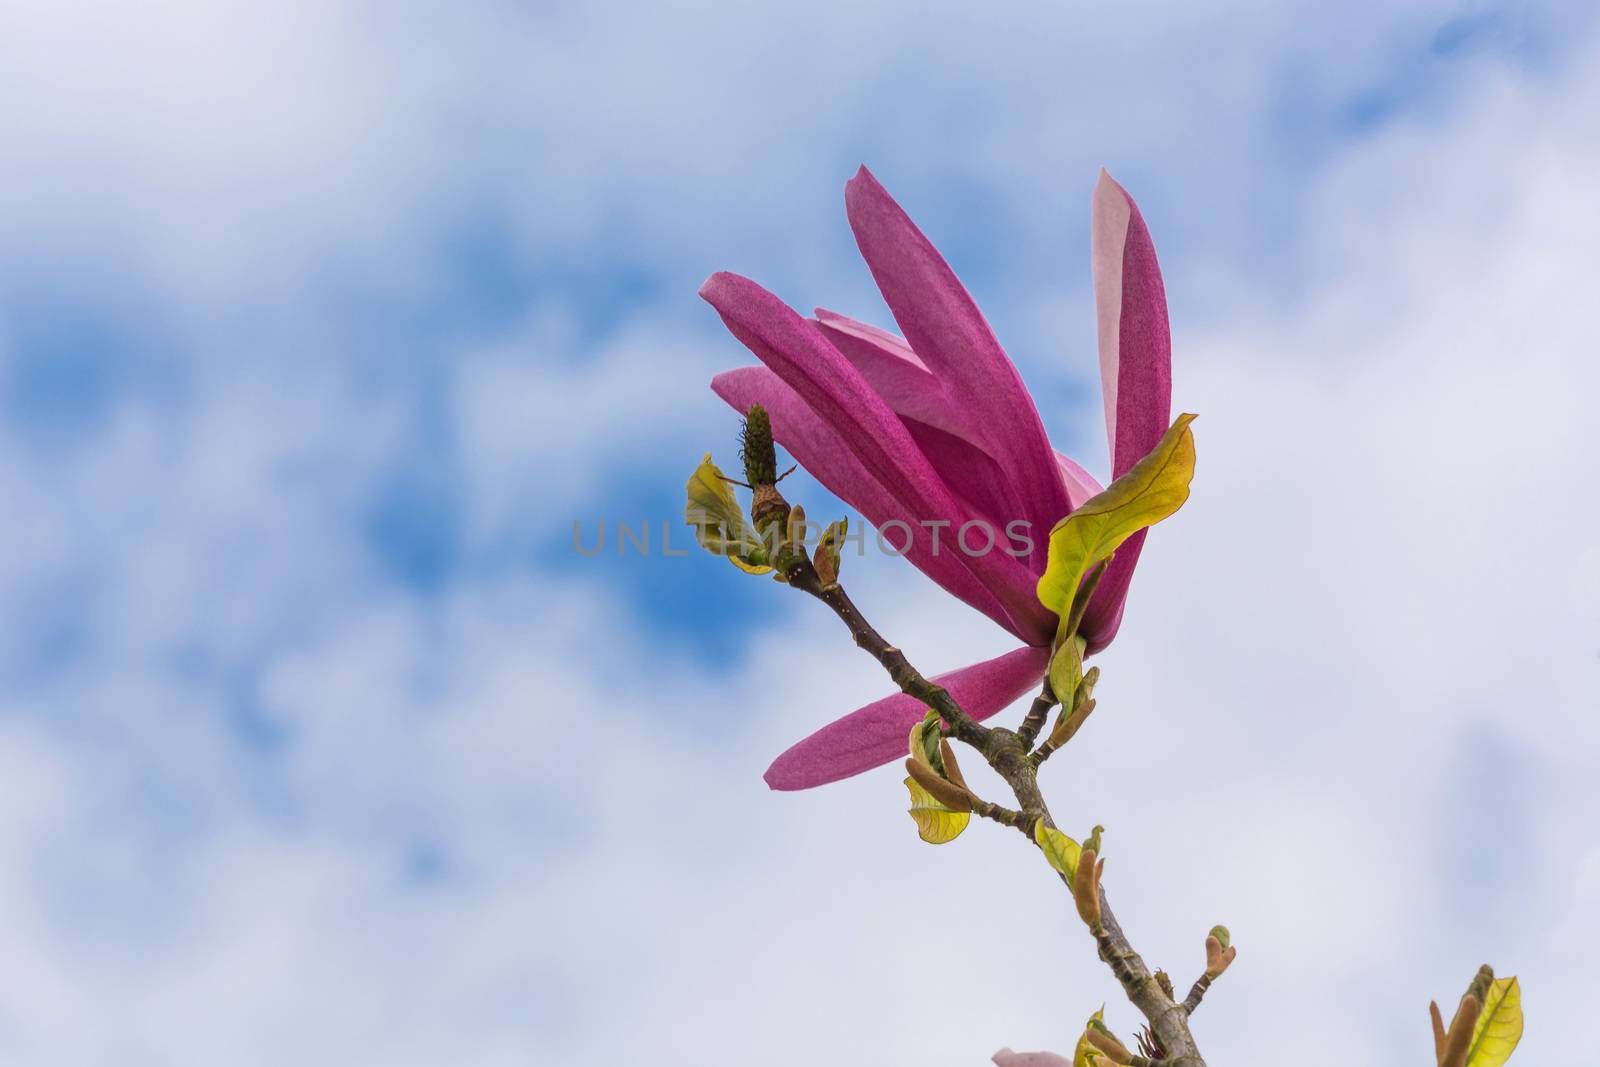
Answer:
[0,2,1597,1064]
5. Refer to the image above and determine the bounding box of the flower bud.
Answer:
[741,403,777,486]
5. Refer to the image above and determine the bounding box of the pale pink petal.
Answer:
[1082,171,1174,653]
[992,1050,1074,1066]
[763,645,1050,790]
[1091,169,1172,479]
[844,167,1073,545]
[1055,450,1103,511]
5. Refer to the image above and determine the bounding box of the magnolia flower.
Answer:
[702,166,1171,790]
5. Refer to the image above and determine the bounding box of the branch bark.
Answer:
[784,561,1207,1067]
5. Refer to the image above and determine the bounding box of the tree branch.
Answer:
[1015,681,1056,749]
[782,558,1207,1067]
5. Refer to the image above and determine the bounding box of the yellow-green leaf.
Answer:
[1034,820,1082,882]
[904,777,969,844]
[1073,1008,1106,1067]
[1465,976,1523,1067]
[1036,414,1197,624]
[908,709,945,776]
[685,453,773,573]
[1048,635,1086,709]
[813,518,847,586]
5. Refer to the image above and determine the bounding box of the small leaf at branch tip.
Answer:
[1083,825,1104,855]
[1203,936,1237,979]
[813,518,847,586]
[685,454,775,573]
[1208,925,1230,951]
[903,776,970,844]
[1074,848,1104,927]
[905,757,973,812]
[908,709,946,776]
[1047,635,1086,709]
[1440,995,1481,1067]
[1466,964,1495,1006]
[1034,821,1082,882]
[1070,1008,1107,1067]
[938,738,969,792]
[1083,1026,1134,1065]
[1044,696,1097,754]
[1462,974,1522,1067]
[785,503,807,543]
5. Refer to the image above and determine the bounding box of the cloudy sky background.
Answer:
[1,1,1597,1063]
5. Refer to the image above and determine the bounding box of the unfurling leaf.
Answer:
[1073,1008,1107,1067]
[1464,976,1523,1067]
[1083,824,1103,856]
[685,454,774,573]
[1204,932,1236,979]
[1074,848,1104,927]
[939,738,969,792]
[905,758,972,812]
[1208,924,1231,951]
[905,713,973,811]
[1034,820,1082,882]
[1036,414,1198,627]
[1047,635,1086,709]
[1083,1020,1133,1066]
[904,776,970,844]
[1043,668,1098,754]
[813,518,847,587]
[908,709,946,777]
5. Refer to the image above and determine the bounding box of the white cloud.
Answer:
[0,2,1596,1065]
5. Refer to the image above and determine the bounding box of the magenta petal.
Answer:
[1091,170,1173,479]
[844,167,1073,548]
[811,308,963,439]
[712,365,1017,633]
[816,309,1063,554]
[1078,527,1146,656]
[762,645,1050,790]
[701,272,1054,643]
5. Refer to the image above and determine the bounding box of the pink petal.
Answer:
[844,167,1073,549]
[812,309,960,438]
[816,309,1075,572]
[1082,171,1174,653]
[901,419,1023,538]
[763,645,1050,790]
[702,272,1054,643]
[712,365,1017,633]
[992,1050,1074,1066]
[1078,527,1146,656]
[1055,450,1103,511]
[1091,169,1173,479]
